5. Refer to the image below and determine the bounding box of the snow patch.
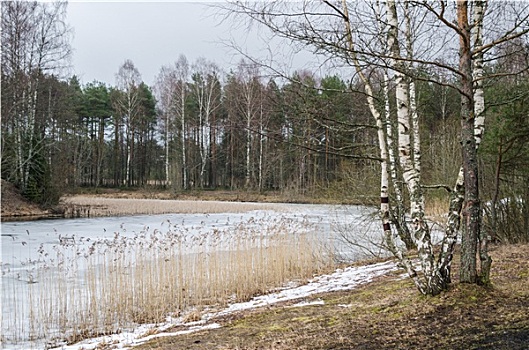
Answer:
[48,261,397,350]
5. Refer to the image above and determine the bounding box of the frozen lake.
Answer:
[1,203,382,349]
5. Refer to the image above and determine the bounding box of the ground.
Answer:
[134,244,529,350]
[0,179,51,219]
[2,183,528,349]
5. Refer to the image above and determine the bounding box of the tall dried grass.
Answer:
[2,215,334,348]
[61,196,285,217]
[425,194,451,226]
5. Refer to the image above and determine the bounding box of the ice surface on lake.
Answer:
[1,203,381,349]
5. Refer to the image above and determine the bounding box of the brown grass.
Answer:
[134,244,529,350]
[425,194,451,226]
[4,216,335,348]
[61,196,290,218]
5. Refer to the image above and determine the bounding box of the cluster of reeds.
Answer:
[61,197,282,217]
[2,214,335,348]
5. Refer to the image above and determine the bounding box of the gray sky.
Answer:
[67,1,318,87]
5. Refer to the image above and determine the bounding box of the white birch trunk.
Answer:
[200,75,220,188]
[472,1,487,149]
[192,68,221,189]
[126,124,131,186]
[376,1,414,250]
[383,69,414,250]
[194,80,206,188]
[404,2,421,176]
[258,103,264,190]
[387,0,437,293]
[165,112,170,186]
[181,92,187,190]
[246,104,252,188]
[341,0,421,290]
[471,0,492,283]
[175,57,189,190]
[409,80,421,174]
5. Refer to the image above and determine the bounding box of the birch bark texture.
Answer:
[222,0,529,293]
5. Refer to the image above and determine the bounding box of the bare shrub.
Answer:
[484,197,529,244]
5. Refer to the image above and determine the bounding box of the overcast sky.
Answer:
[66,1,319,87]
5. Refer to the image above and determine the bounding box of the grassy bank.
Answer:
[135,244,529,350]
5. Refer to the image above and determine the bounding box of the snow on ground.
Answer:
[49,260,397,350]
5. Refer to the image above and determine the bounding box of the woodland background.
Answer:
[1,1,528,244]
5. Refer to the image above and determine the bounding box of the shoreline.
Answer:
[1,196,309,222]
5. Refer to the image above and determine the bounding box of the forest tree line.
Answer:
[1,0,528,235]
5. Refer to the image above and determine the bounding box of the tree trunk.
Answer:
[471,0,492,285]
[165,112,170,187]
[388,0,439,293]
[181,89,187,190]
[458,1,480,284]
[245,107,252,189]
[341,0,421,291]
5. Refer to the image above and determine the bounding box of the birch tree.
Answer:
[1,0,71,197]
[190,58,222,188]
[174,56,190,190]
[225,0,529,295]
[113,59,142,186]
[154,65,178,187]
[155,56,190,189]
[241,62,261,189]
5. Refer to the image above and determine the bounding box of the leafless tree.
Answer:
[223,0,529,295]
[189,58,222,188]
[113,59,142,186]
[1,0,71,192]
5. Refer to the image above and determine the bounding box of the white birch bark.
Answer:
[115,60,141,186]
[180,85,187,190]
[232,63,261,189]
[202,72,221,188]
[341,0,421,291]
[161,70,174,187]
[165,110,170,186]
[175,56,189,190]
[386,0,437,293]
[192,74,206,188]
[258,102,264,190]
[404,2,421,176]
[383,68,414,250]
[191,60,221,188]
[471,0,492,283]
[472,0,487,149]
[246,101,252,188]
[376,1,414,250]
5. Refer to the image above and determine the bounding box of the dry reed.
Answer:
[2,215,335,348]
[61,196,287,217]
